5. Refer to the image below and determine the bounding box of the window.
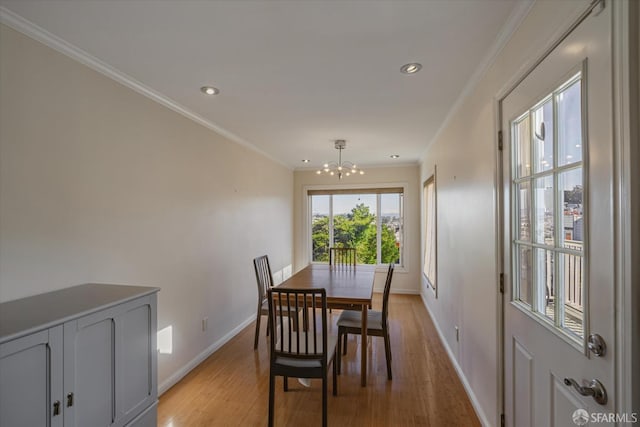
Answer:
[511,72,585,339]
[423,173,437,292]
[309,188,403,265]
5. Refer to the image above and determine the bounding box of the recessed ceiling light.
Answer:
[200,86,219,95]
[390,154,400,159]
[302,159,310,163]
[400,63,422,74]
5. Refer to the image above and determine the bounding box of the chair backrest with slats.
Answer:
[329,247,356,268]
[381,263,395,329]
[268,287,328,362]
[254,255,273,304]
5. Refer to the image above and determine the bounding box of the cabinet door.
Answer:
[64,308,117,427]
[115,295,157,426]
[0,327,63,427]
[63,294,157,427]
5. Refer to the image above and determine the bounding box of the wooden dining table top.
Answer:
[277,264,374,305]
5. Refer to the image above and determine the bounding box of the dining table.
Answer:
[277,264,375,386]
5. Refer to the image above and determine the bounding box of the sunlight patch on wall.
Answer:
[157,325,173,354]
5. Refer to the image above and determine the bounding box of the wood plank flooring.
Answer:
[158,294,481,426]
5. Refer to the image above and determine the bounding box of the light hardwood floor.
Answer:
[158,294,481,426]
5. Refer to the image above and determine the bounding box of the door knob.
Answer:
[587,333,606,356]
[564,378,608,405]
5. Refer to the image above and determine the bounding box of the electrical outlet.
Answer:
[202,317,208,332]
[455,326,459,342]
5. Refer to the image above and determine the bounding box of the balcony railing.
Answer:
[544,240,583,336]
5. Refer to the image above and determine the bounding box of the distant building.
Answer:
[563,214,583,242]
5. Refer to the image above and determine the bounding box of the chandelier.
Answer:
[316,140,364,179]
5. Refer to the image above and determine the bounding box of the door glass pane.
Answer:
[516,245,532,306]
[311,195,330,262]
[560,252,584,338]
[559,168,583,251]
[510,71,586,344]
[557,79,582,166]
[534,175,554,246]
[381,193,401,264]
[535,248,554,321]
[533,99,554,173]
[514,116,531,178]
[516,182,531,241]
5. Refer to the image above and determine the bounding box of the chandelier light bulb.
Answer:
[317,139,363,179]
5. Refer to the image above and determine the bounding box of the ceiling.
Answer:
[0,0,529,170]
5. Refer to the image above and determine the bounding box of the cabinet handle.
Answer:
[53,401,61,416]
[67,392,74,407]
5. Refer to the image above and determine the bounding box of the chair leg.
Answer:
[254,309,261,350]
[384,332,393,380]
[336,330,342,374]
[332,355,338,396]
[322,373,328,427]
[342,332,348,355]
[268,373,275,427]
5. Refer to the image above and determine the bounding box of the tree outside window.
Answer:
[310,190,402,265]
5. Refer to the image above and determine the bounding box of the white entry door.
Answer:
[501,2,615,426]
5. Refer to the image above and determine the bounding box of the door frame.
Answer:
[494,0,639,422]
[612,0,640,414]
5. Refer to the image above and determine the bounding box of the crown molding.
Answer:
[0,6,290,170]
[420,0,536,160]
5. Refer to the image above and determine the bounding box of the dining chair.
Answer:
[253,255,302,350]
[336,263,394,380]
[329,247,356,268]
[267,287,338,427]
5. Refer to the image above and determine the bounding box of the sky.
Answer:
[311,194,401,216]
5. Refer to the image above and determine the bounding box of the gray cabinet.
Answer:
[0,284,159,427]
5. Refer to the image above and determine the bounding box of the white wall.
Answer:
[0,24,293,391]
[418,1,590,425]
[293,165,420,294]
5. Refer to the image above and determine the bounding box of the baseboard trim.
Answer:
[158,314,255,396]
[420,292,492,427]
